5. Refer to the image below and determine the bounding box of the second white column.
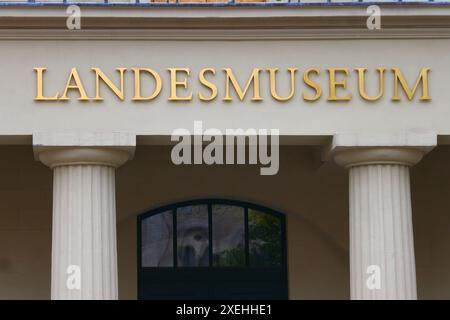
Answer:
[330,134,436,299]
[347,161,416,299]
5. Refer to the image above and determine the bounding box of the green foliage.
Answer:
[213,209,282,267]
[248,210,281,267]
[216,247,245,267]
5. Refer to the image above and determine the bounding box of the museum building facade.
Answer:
[0,1,450,300]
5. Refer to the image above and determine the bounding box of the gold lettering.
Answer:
[303,68,322,102]
[132,68,162,101]
[33,66,432,104]
[356,67,385,101]
[34,67,59,101]
[392,67,431,101]
[267,68,297,102]
[168,68,192,101]
[327,68,352,101]
[223,68,262,101]
[92,67,126,101]
[198,68,218,101]
[60,68,90,101]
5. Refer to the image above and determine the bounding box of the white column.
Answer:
[330,133,436,300]
[33,133,135,300]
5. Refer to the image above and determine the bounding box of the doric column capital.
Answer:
[325,132,437,168]
[33,132,136,169]
[334,147,427,168]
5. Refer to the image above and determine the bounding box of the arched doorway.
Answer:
[137,199,288,300]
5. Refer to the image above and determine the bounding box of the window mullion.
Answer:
[173,208,177,268]
[245,207,250,267]
[208,203,213,267]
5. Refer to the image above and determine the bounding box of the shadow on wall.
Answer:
[116,146,350,300]
[411,145,450,299]
[0,146,52,299]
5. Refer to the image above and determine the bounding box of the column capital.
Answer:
[33,132,136,169]
[324,132,437,168]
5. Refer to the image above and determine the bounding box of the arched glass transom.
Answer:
[138,199,286,269]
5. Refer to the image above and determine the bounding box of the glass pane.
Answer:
[249,209,282,267]
[177,205,209,267]
[141,211,173,267]
[212,205,245,267]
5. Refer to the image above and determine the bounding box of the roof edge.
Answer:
[1,4,450,29]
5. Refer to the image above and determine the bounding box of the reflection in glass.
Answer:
[177,205,209,267]
[212,205,245,267]
[141,210,173,267]
[249,209,281,267]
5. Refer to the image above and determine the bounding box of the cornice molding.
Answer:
[2,27,450,40]
[2,5,450,30]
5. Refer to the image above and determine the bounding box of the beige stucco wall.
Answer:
[0,146,52,299]
[0,144,449,299]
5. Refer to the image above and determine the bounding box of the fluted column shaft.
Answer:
[332,143,434,300]
[52,164,117,299]
[349,163,416,299]
[34,133,135,300]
